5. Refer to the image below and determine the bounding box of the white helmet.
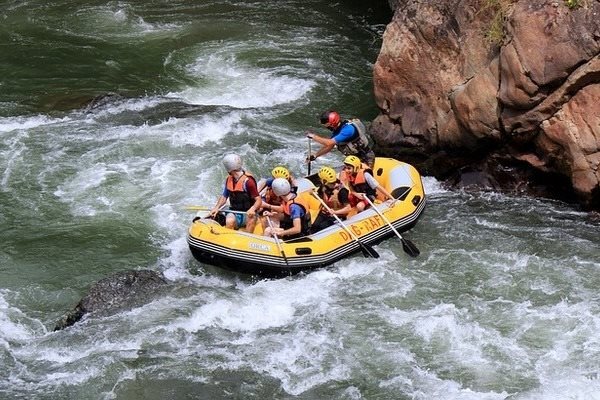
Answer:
[222,153,242,172]
[271,177,291,197]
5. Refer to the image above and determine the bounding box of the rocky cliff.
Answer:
[372,0,600,209]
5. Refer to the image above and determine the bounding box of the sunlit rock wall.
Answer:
[373,0,600,209]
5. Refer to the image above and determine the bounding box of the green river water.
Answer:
[1,1,599,399]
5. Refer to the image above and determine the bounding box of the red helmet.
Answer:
[319,110,340,127]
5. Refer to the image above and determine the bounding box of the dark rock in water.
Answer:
[442,155,580,203]
[37,92,126,112]
[85,92,125,111]
[54,269,168,331]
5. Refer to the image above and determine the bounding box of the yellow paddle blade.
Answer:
[184,205,211,211]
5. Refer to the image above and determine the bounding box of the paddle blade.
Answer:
[401,239,420,258]
[359,242,380,258]
[184,205,210,211]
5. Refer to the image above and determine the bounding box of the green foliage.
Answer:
[485,8,505,45]
[564,0,580,8]
[482,0,516,46]
[482,0,581,45]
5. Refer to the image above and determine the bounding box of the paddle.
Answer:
[185,205,213,211]
[184,205,246,215]
[266,215,289,267]
[307,136,312,175]
[363,196,420,258]
[311,191,379,258]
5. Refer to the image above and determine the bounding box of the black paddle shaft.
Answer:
[311,191,379,259]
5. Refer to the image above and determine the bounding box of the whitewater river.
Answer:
[1,1,599,399]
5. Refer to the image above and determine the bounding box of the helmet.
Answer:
[319,110,340,127]
[272,178,291,197]
[318,166,337,185]
[343,155,361,173]
[223,154,242,172]
[271,166,290,180]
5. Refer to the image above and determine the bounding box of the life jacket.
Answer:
[264,187,281,206]
[263,179,296,207]
[280,194,311,237]
[319,183,345,211]
[339,161,369,184]
[333,118,373,162]
[225,171,256,211]
[346,168,376,199]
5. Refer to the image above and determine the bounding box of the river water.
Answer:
[1,1,599,399]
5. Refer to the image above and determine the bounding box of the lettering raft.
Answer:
[338,215,385,241]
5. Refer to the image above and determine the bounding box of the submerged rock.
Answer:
[54,269,168,331]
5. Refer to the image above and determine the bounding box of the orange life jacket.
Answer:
[263,178,296,207]
[320,183,346,210]
[264,187,281,206]
[280,194,311,236]
[345,168,376,205]
[225,171,256,211]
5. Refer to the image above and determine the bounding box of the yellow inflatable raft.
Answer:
[187,157,426,276]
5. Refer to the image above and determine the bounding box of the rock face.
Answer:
[372,0,600,209]
[54,269,168,331]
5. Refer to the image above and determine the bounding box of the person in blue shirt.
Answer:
[263,178,311,240]
[257,166,297,230]
[306,110,375,167]
[257,166,297,208]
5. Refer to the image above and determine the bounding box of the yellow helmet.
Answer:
[343,155,361,173]
[318,166,337,185]
[271,166,290,180]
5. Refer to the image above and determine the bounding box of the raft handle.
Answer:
[295,247,312,255]
[412,195,421,206]
[392,186,411,201]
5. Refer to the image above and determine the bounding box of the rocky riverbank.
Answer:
[371,0,599,210]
